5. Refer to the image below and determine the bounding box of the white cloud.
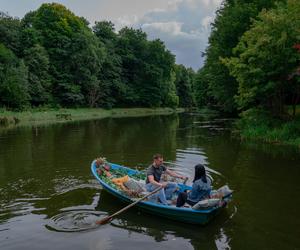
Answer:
[115,15,139,30]
[166,0,184,11]
[201,16,214,30]
[141,21,207,69]
[142,22,183,36]
[114,0,222,69]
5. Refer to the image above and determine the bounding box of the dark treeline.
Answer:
[193,0,300,145]
[194,0,299,119]
[0,3,195,110]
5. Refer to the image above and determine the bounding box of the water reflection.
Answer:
[0,113,300,250]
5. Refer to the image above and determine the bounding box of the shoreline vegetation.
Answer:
[0,107,184,129]
[234,106,300,148]
[1,1,299,148]
[236,120,300,148]
[1,105,300,147]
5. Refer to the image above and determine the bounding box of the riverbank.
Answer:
[235,107,300,148]
[0,107,184,129]
[238,120,300,147]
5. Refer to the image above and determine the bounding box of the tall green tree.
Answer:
[93,21,124,108]
[68,30,105,107]
[116,28,178,107]
[0,12,21,56]
[174,64,194,107]
[223,0,300,117]
[197,0,285,113]
[143,39,177,107]
[0,3,183,110]
[21,3,105,107]
[116,27,147,106]
[0,44,29,109]
[23,44,51,105]
[194,67,211,108]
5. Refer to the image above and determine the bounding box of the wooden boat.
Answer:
[91,160,232,225]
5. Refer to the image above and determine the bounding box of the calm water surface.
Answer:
[0,113,300,250]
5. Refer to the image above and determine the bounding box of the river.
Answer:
[0,113,299,250]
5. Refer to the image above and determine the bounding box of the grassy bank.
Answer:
[236,107,300,147]
[0,107,184,128]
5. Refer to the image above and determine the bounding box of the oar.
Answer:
[96,186,163,225]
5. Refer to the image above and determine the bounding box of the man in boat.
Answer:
[146,154,186,205]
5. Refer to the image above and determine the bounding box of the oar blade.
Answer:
[96,216,112,225]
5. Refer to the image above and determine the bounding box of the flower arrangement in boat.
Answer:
[95,157,110,171]
[95,157,147,198]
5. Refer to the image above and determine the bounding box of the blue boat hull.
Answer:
[91,160,227,225]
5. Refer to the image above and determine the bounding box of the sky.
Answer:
[0,0,222,69]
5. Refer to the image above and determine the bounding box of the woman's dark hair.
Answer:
[193,164,207,183]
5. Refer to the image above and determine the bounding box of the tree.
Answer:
[223,0,300,117]
[116,27,148,106]
[93,21,124,108]
[287,43,300,117]
[174,64,195,107]
[116,28,178,108]
[23,44,51,105]
[0,12,21,56]
[93,21,117,44]
[21,3,105,107]
[0,3,184,110]
[68,30,105,107]
[0,44,29,109]
[142,39,177,107]
[197,0,285,113]
[194,68,211,108]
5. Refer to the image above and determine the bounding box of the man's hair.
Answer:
[153,153,163,160]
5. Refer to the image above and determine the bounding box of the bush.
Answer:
[236,107,300,146]
[236,108,279,129]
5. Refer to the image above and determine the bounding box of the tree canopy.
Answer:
[223,0,300,117]
[0,3,195,110]
[194,0,287,113]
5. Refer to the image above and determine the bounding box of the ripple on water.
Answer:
[46,210,108,232]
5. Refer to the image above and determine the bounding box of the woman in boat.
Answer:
[176,164,212,207]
